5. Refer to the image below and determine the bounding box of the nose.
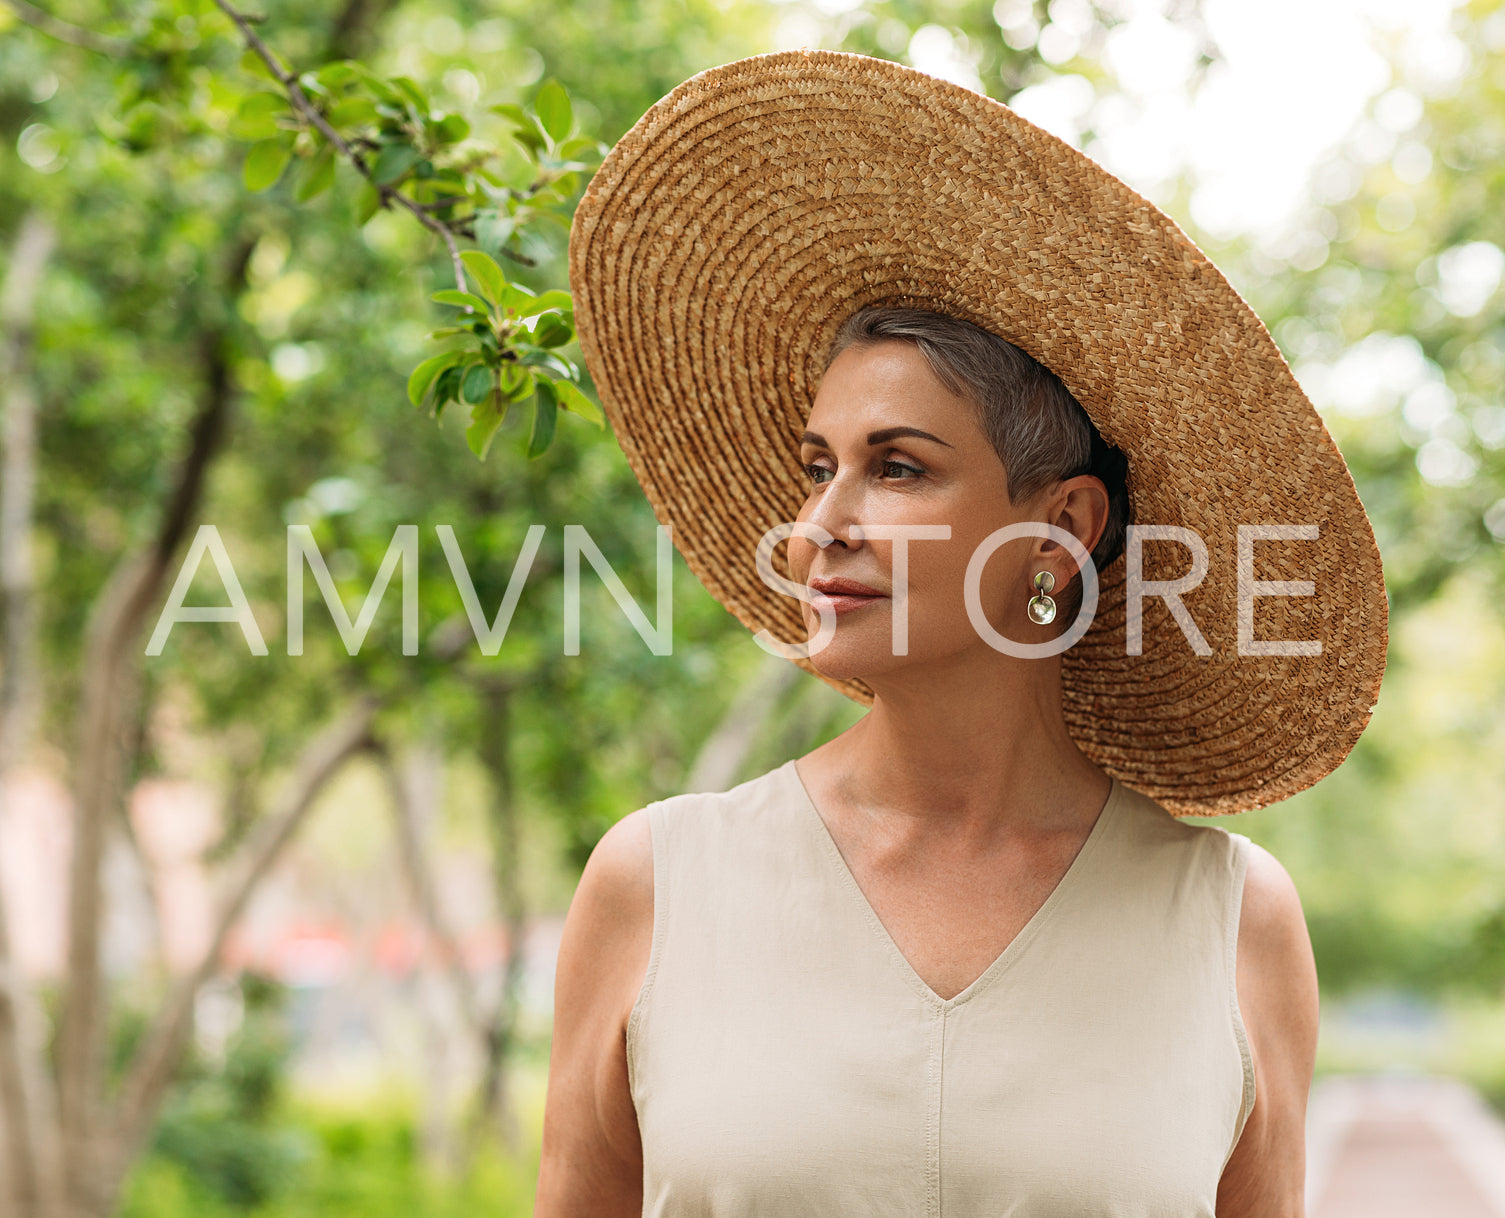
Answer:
[800,465,866,552]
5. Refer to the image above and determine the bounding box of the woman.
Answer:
[537,51,1388,1217]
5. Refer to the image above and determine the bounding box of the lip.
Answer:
[808,576,886,597]
[807,576,888,616]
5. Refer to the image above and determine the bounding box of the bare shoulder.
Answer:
[534,807,656,1216]
[1218,840,1319,1217]
[1238,842,1310,960]
[1234,842,1320,1076]
[556,803,657,1040]
[578,804,656,924]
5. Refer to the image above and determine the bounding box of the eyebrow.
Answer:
[799,426,954,450]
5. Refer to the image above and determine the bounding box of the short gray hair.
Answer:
[822,306,1131,622]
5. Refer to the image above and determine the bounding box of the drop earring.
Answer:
[1027,570,1057,625]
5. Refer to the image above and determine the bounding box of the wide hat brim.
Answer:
[567,49,1388,816]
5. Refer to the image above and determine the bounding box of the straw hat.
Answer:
[566,49,1388,816]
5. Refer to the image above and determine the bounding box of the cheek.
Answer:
[902,536,980,615]
[907,522,1022,616]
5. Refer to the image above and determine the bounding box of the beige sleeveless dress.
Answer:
[629,759,1256,1217]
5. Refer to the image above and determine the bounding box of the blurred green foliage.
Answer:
[1176,0,1505,1003]
[121,1097,537,1217]
[0,0,767,851]
[148,975,302,1208]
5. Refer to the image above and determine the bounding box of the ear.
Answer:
[1032,474,1109,575]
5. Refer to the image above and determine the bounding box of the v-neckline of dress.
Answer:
[783,757,1123,1012]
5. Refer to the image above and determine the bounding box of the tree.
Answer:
[0,0,629,1210]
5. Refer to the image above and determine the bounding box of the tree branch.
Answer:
[56,231,255,1213]
[1,0,131,56]
[107,693,382,1186]
[684,652,802,795]
[371,738,483,1036]
[212,0,470,294]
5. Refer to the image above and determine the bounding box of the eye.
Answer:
[804,461,834,485]
[882,457,923,479]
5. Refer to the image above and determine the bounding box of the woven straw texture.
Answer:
[567,49,1388,816]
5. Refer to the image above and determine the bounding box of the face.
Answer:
[788,339,1062,685]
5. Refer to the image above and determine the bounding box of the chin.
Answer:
[805,645,874,684]
[800,609,984,686]
[802,628,927,685]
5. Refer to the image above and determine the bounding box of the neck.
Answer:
[810,645,1111,842]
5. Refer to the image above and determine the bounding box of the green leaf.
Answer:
[434,113,471,144]
[230,91,287,140]
[354,181,380,223]
[549,170,582,199]
[315,60,358,88]
[389,75,430,114]
[360,74,402,107]
[474,211,517,256]
[526,377,558,457]
[433,364,464,414]
[516,347,574,379]
[295,145,336,202]
[327,97,378,128]
[243,138,291,191]
[460,362,493,405]
[466,389,511,459]
[229,113,281,142]
[508,121,547,154]
[490,103,527,125]
[493,137,537,192]
[239,47,278,82]
[533,316,573,348]
[238,93,289,117]
[431,289,493,314]
[407,351,463,408]
[535,79,572,142]
[498,283,536,313]
[558,135,604,161]
[554,378,605,427]
[460,250,507,307]
[514,289,573,318]
[500,362,531,397]
[371,143,420,186]
[489,103,543,143]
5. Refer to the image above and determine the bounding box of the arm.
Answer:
[534,807,655,1216]
[1217,842,1320,1218]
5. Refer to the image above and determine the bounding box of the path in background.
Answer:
[1308,1075,1505,1217]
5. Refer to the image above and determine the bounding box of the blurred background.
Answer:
[1,0,1503,1213]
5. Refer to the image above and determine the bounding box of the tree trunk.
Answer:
[55,231,253,1216]
[0,210,64,1218]
[102,695,381,1203]
[473,677,526,1154]
[379,738,482,1032]
[0,212,52,775]
[378,736,481,1174]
